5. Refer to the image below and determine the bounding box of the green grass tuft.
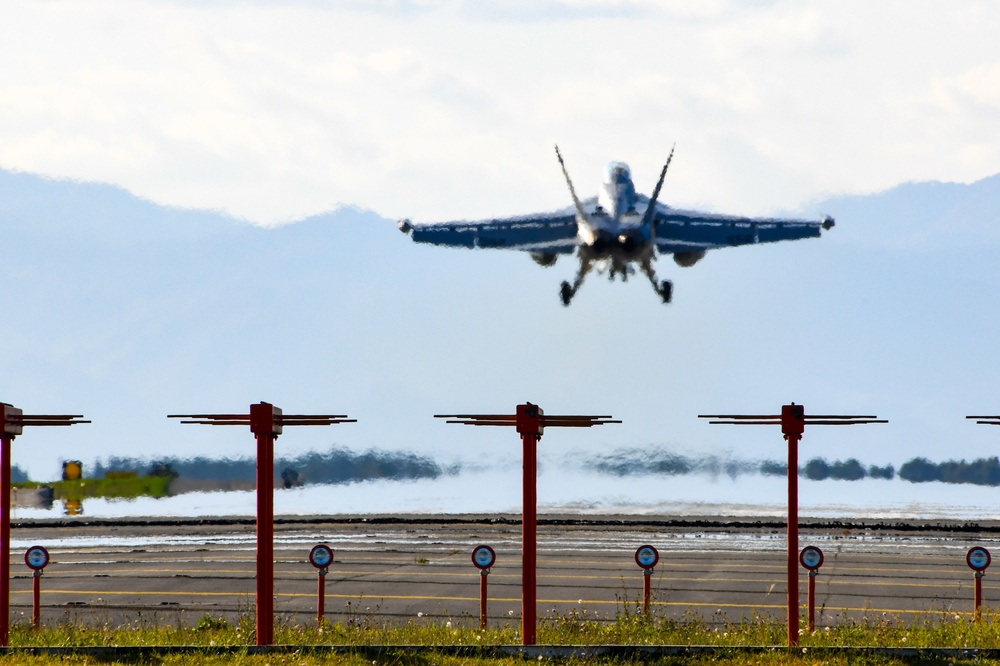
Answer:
[5,608,1000,663]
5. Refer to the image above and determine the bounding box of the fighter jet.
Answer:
[398,146,834,305]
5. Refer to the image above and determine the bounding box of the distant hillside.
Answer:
[799,172,1000,248]
[1,169,242,243]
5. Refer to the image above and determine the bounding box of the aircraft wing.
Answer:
[399,201,593,254]
[646,201,833,255]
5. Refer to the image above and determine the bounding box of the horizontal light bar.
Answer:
[19,414,86,420]
[700,414,879,420]
[170,414,354,426]
[435,414,516,421]
[437,413,614,420]
[168,414,248,420]
[707,419,885,426]
[699,414,779,420]
[807,415,879,420]
[283,415,349,420]
[445,420,513,426]
[543,419,621,426]
[441,414,618,428]
[17,420,91,426]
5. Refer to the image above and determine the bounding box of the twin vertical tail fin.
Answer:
[554,145,590,227]
[641,144,676,240]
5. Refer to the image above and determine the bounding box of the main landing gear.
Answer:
[560,276,672,305]
[559,281,573,306]
[640,258,672,304]
[559,257,673,306]
[658,280,673,304]
[653,280,674,304]
[559,257,593,306]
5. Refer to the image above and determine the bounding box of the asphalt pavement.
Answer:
[7,515,998,630]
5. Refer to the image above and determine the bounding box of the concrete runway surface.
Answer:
[7,515,1000,630]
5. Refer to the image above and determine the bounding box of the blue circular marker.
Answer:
[25,545,49,571]
[309,544,333,569]
[472,545,496,570]
[635,545,659,569]
[799,546,824,571]
[968,547,991,572]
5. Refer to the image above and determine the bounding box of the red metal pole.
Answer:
[256,431,275,645]
[480,570,489,630]
[787,432,800,646]
[522,430,537,646]
[32,571,41,628]
[807,570,816,632]
[0,434,11,646]
[317,571,326,626]
[643,569,652,617]
[975,572,983,621]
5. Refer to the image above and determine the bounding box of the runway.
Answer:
[7,515,999,629]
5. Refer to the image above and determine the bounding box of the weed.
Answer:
[195,615,231,632]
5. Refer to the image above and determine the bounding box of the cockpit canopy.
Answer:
[603,162,631,185]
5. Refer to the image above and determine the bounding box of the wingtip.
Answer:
[397,218,413,234]
[822,215,835,230]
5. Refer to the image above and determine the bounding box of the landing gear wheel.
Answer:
[660,280,673,304]
[560,281,573,306]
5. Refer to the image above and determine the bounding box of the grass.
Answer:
[6,606,1000,664]
[15,475,173,501]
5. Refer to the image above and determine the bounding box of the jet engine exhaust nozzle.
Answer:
[590,231,614,254]
[617,231,642,254]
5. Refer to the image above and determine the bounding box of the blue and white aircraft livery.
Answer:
[398,146,835,305]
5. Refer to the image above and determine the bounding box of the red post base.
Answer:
[317,571,326,626]
[975,572,984,621]
[787,433,800,647]
[32,571,41,628]
[522,432,537,645]
[256,432,275,645]
[480,571,489,630]
[1,434,12,646]
[643,569,652,616]
[807,571,816,632]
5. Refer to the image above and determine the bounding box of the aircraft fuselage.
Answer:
[578,162,652,267]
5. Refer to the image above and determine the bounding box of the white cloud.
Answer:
[934,62,1000,116]
[0,1,999,223]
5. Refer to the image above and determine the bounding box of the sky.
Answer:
[4,1,1000,507]
[2,1,1000,224]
